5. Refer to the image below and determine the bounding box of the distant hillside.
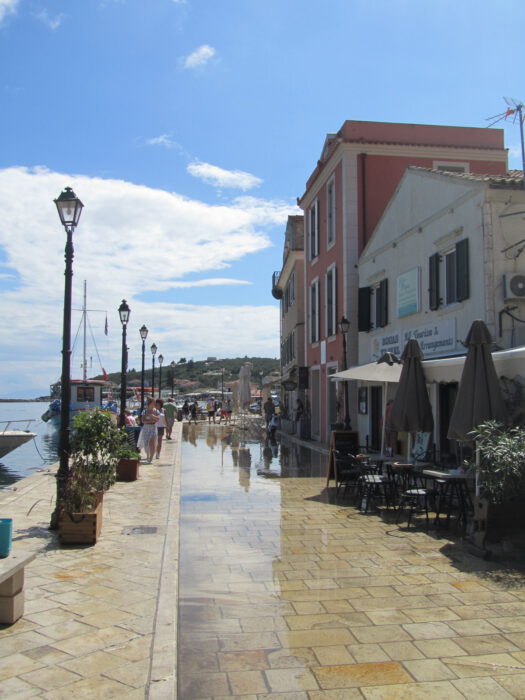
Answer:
[93,357,280,393]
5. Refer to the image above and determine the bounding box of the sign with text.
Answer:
[371,318,456,359]
[397,267,420,318]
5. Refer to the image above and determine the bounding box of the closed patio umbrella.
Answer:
[389,339,433,456]
[447,320,508,442]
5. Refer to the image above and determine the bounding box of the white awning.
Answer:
[331,361,402,383]
[331,345,525,385]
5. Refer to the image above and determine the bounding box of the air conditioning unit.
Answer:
[503,273,525,301]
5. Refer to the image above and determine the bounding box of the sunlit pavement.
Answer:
[2,421,525,699]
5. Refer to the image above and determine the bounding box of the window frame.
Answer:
[325,265,337,338]
[326,177,336,248]
[309,199,319,260]
[309,278,320,344]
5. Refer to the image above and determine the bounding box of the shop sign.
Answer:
[372,318,456,359]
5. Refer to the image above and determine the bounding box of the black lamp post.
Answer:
[151,343,157,398]
[170,361,176,397]
[118,300,130,428]
[339,315,351,430]
[139,325,148,414]
[158,354,163,398]
[51,186,83,529]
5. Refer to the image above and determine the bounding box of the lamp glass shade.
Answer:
[151,343,157,356]
[339,316,350,334]
[158,354,164,365]
[118,299,130,325]
[55,187,83,228]
[139,324,148,340]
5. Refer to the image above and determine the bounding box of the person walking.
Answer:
[264,397,275,425]
[155,399,166,458]
[137,396,159,463]
[163,397,176,439]
[189,400,199,424]
[206,398,216,424]
[182,400,190,421]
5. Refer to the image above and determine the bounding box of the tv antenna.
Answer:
[486,97,525,188]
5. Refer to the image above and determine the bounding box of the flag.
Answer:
[103,368,108,381]
[104,315,108,336]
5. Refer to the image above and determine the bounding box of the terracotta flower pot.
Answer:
[116,457,140,482]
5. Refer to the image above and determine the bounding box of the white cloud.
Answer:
[188,161,263,191]
[170,278,251,288]
[146,134,177,149]
[0,167,293,397]
[0,0,18,24]
[184,44,216,69]
[35,9,64,30]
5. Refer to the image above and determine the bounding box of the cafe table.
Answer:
[422,469,474,529]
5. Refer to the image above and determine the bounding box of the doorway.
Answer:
[439,382,458,464]
[370,385,382,451]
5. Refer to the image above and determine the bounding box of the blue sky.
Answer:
[0,0,524,397]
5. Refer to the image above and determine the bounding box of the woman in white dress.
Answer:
[137,396,159,463]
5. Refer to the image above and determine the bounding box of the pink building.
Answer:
[297,120,508,445]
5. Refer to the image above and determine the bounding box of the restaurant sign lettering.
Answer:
[372,318,456,359]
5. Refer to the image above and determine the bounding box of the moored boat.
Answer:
[0,420,37,458]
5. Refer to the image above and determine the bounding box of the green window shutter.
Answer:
[456,238,469,301]
[358,287,372,332]
[429,253,440,310]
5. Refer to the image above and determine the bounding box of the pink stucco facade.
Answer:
[298,120,508,445]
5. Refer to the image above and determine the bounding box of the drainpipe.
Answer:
[360,153,367,251]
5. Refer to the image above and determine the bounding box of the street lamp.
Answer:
[338,315,351,430]
[118,300,130,428]
[158,354,164,398]
[139,325,148,414]
[151,343,157,398]
[170,360,176,397]
[51,186,84,529]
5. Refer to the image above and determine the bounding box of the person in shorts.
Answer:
[163,398,176,439]
[155,399,166,458]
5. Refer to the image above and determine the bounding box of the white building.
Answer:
[357,167,525,459]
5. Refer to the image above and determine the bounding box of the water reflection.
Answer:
[178,424,329,698]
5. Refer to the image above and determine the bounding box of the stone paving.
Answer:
[2,422,525,699]
[0,423,182,699]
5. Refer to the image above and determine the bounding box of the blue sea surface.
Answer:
[0,402,58,486]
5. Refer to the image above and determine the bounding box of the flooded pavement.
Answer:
[178,423,525,699]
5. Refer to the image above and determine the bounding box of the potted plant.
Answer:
[58,409,122,545]
[465,420,525,554]
[116,441,140,482]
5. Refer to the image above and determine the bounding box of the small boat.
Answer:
[41,281,114,428]
[0,420,37,458]
[41,379,109,426]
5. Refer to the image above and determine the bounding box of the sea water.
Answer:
[0,402,58,486]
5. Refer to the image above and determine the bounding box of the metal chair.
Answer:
[396,472,436,529]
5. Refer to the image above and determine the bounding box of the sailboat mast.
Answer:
[83,281,87,382]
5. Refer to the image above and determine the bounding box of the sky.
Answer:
[1,0,525,398]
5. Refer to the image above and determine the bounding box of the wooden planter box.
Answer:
[58,501,103,545]
[116,457,140,482]
[471,495,525,554]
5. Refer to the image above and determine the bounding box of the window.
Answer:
[77,386,95,402]
[282,272,296,317]
[357,280,388,331]
[327,179,335,246]
[325,266,337,337]
[309,200,319,260]
[428,238,469,308]
[281,330,295,366]
[310,279,320,343]
[375,279,388,328]
[433,161,469,173]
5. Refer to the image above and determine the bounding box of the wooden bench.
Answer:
[0,551,36,624]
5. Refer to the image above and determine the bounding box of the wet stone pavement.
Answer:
[2,420,525,698]
[179,423,525,699]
